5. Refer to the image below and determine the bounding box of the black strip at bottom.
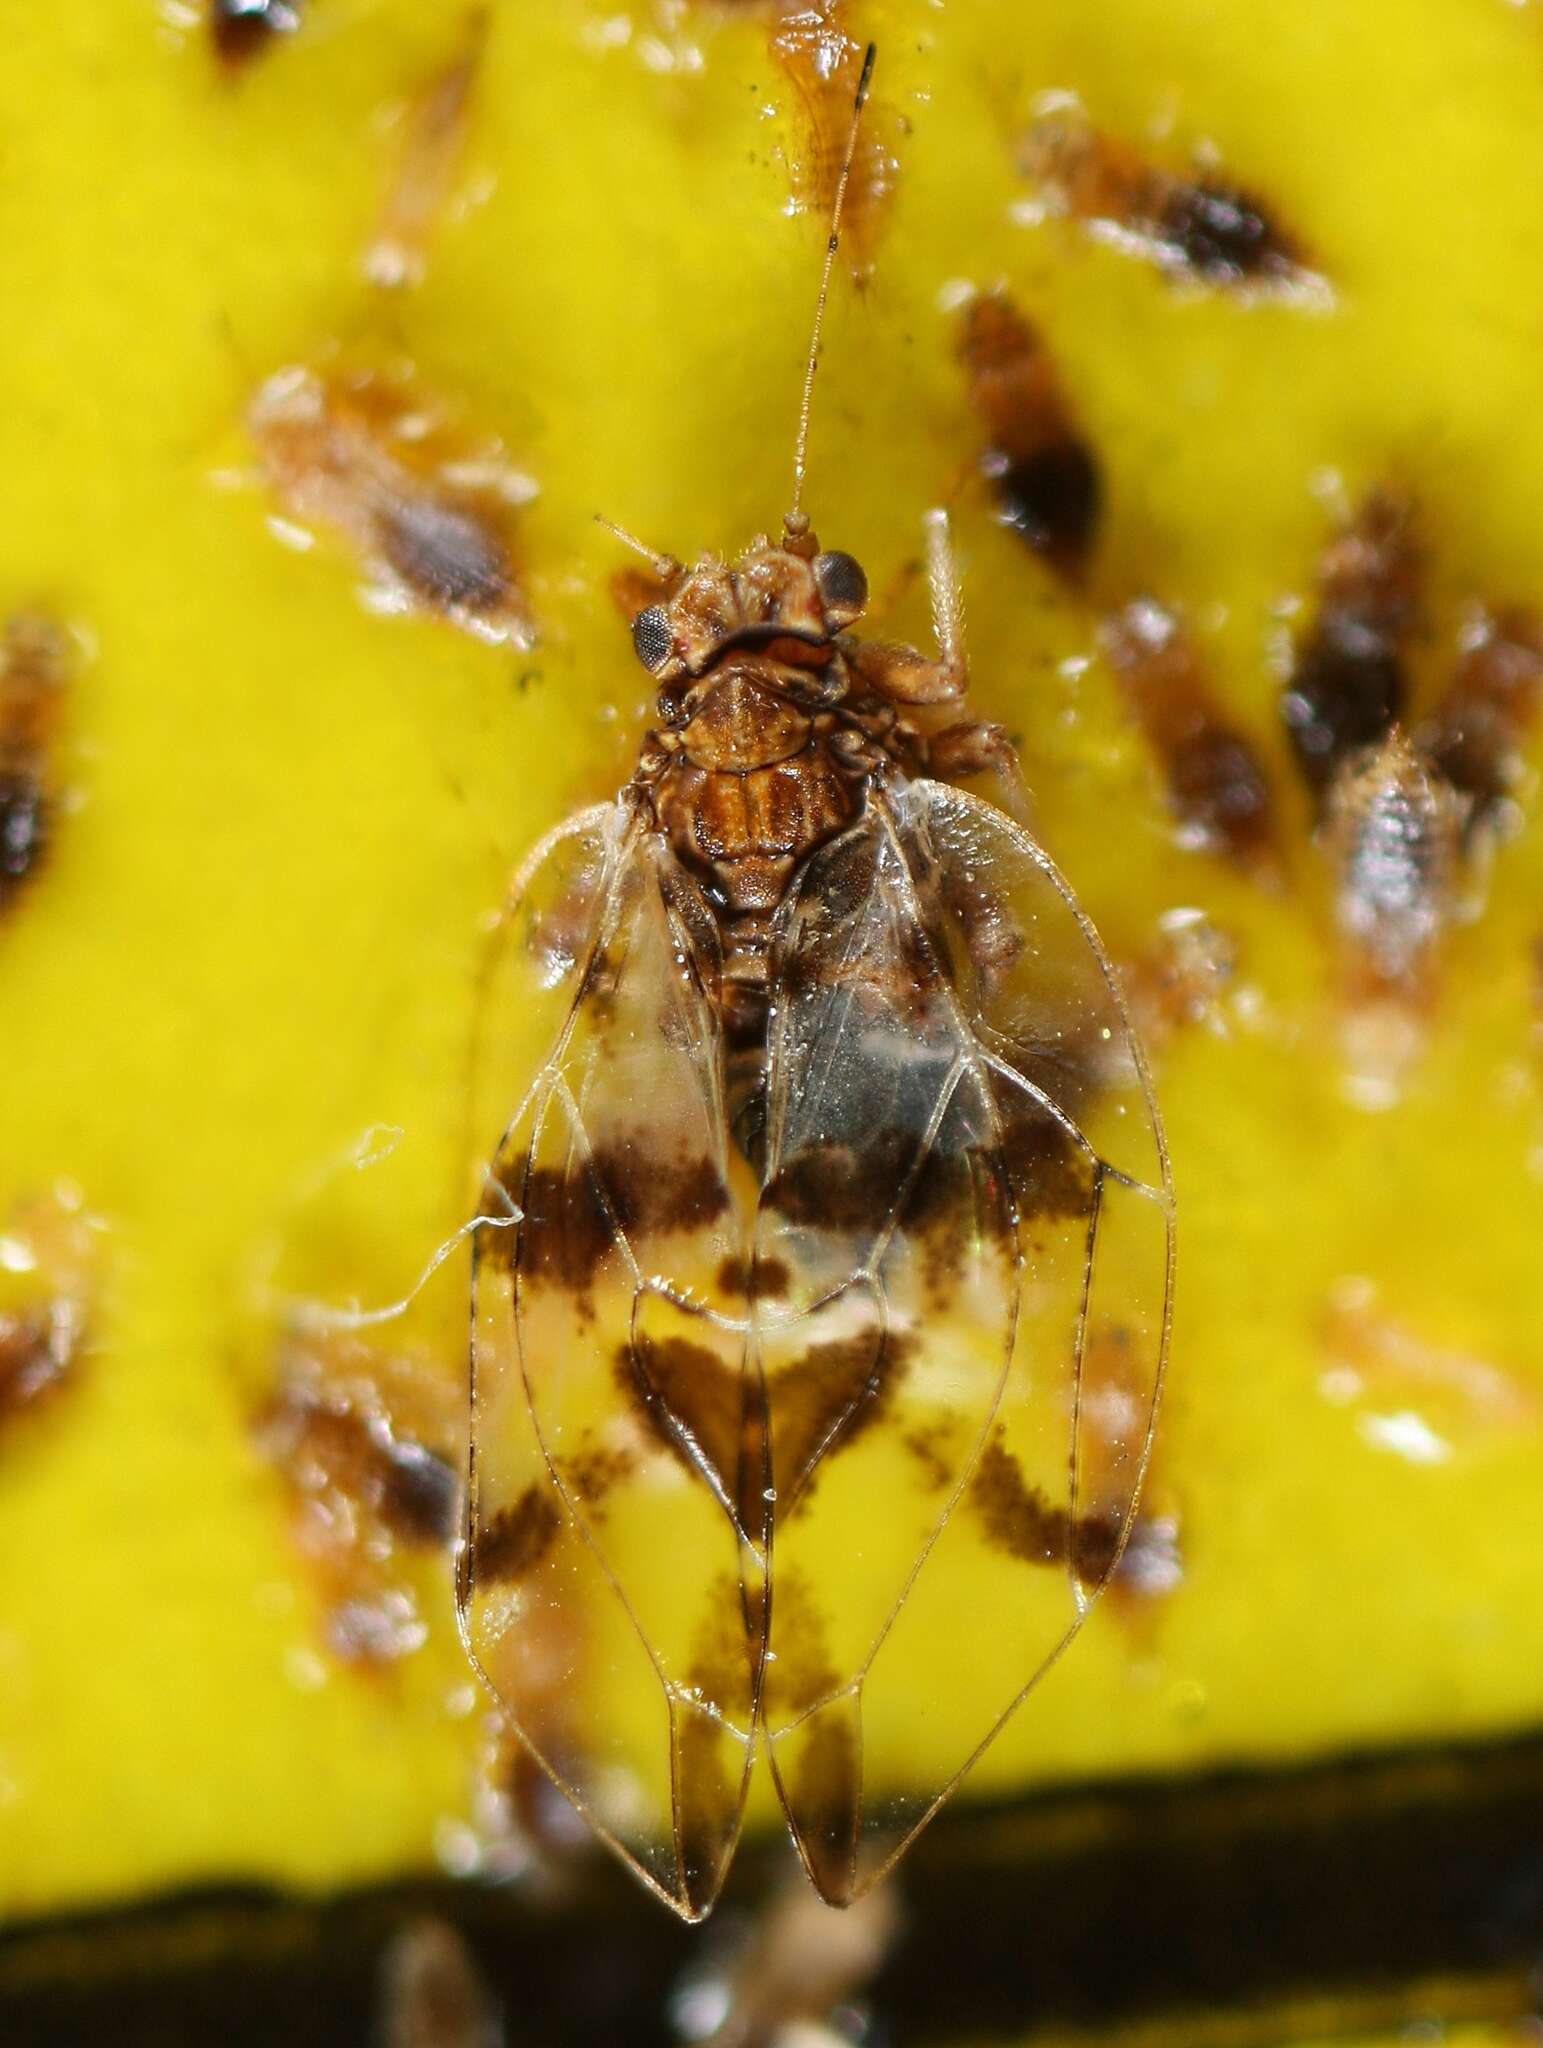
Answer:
[3,1730,1543,2047]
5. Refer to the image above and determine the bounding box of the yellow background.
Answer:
[2,0,1543,1924]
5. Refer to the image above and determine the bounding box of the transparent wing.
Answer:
[755,779,1171,1904]
[459,804,763,1921]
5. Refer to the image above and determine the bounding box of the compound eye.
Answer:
[812,550,868,620]
[631,605,674,673]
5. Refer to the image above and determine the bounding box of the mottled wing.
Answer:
[459,804,763,1921]
[755,779,1171,1903]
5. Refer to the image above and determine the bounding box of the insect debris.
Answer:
[209,0,301,72]
[0,614,72,920]
[456,43,1172,1922]
[248,359,536,648]
[1018,95,1325,300]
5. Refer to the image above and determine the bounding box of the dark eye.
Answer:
[813,550,868,617]
[632,605,673,672]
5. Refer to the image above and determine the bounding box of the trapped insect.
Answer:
[457,50,1173,1921]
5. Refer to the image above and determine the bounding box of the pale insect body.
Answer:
[457,49,1172,1921]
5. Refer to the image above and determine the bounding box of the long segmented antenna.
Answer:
[785,41,876,542]
[594,512,682,581]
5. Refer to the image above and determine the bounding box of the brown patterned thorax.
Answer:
[625,533,921,982]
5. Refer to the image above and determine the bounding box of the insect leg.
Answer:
[849,509,968,706]
[927,717,1034,827]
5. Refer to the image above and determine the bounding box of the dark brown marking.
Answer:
[957,290,1102,580]
[901,1426,953,1492]
[687,1571,761,1730]
[1419,606,1543,842]
[764,1129,955,1235]
[715,1253,792,1303]
[770,1328,915,1510]
[783,1696,862,1906]
[994,1084,1099,1222]
[474,1483,560,1585]
[1101,601,1277,869]
[1021,100,1315,292]
[674,1704,740,1920]
[559,1440,635,1510]
[762,1567,839,1722]
[211,0,299,69]
[1282,491,1420,806]
[505,1142,728,1295]
[972,1435,1123,1587]
[617,1332,746,1512]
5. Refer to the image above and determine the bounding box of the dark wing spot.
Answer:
[770,1328,913,1511]
[972,1436,1124,1589]
[502,1160,618,1297]
[761,1566,839,1721]
[376,494,513,616]
[673,1703,741,1920]
[473,1484,560,1584]
[558,1441,635,1511]
[765,1129,933,1233]
[901,1426,955,1492]
[505,1143,727,1298]
[995,1088,1099,1223]
[603,1146,730,1239]
[617,1334,749,1518]
[715,1253,792,1303]
[972,1437,1064,1564]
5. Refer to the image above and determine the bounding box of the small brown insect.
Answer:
[769,2,900,283]
[1121,908,1238,1049]
[956,288,1102,580]
[458,52,1172,1921]
[255,1326,461,1666]
[1019,96,1322,298]
[1327,728,1458,1000]
[1418,605,1543,848]
[1281,489,1421,807]
[210,0,300,70]
[364,12,490,291]
[248,361,535,646]
[0,1188,100,1435]
[0,614,70,918]
[1100,599,1277,870]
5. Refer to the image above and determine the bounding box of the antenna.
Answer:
[594,512,681,581]
[785,41,876,543]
